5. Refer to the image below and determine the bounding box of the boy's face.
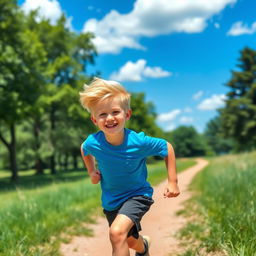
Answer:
[91,97,131,136]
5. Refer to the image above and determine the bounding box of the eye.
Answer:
[112,110,120,115]
[99,113,107,117]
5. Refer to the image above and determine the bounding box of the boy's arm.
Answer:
[164,142,180,198]
[80,146,101,184]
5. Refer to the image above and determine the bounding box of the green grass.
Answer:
[0,168,87,192]
[0,179,101,256]
[148,158,196,186]
[0,158,196,256]
[179,152,256,256]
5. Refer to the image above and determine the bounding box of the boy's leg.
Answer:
[105,196,154,256]
[109,214,134,256]
[127,235,145,253]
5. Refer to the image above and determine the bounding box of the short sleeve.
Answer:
[139,132,168,157]
[81,135,93,156]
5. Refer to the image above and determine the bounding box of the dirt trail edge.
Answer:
[60,158,209,256]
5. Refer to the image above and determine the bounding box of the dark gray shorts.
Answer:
[103,195,154,239]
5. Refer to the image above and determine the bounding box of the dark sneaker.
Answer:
[135,236,150,256]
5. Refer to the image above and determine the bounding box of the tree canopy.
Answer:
[0,1,166,180]
[219,47,256,151]
[204,116,233,154]
[164,126,208,157]
[0,1,97,179]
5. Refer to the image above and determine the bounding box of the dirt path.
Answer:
[60,158,208,256]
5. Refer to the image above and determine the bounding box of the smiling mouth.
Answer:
[105,123,118,128]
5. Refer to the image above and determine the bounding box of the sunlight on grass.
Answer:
[0,158,197,256]
[179,152,256,256]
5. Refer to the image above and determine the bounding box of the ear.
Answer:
[91,115,97,126]
[125,109,132,121]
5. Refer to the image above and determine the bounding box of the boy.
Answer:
[79,78,180,256]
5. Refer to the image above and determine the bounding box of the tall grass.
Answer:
[0,158,196,256]
[180,152,256,256]
[0,180,101,256]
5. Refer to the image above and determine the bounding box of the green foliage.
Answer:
[219,47,256,151]
[0,0,50,179]
[0,1,97,177]
[127,92,164,137]
[204,116,233,155]
[0,1,178,179]
[0,3,47,124]
[165,126,209,157]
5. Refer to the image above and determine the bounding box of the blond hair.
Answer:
[79,78,131,113]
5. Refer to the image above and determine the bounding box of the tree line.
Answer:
[0,0,164,180]
[1,1,255,181]
[0,0,97,180]
[166,47,256,157]
[204,47,256,154]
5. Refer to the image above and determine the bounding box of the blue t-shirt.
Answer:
[82,128,168,211]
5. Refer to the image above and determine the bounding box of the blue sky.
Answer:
[18,0,256,132]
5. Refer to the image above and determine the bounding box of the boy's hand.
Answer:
[164,182,180,198]
[90,170,101,184]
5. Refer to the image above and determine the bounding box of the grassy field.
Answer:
[0,158,196,256]
[179,152,256,256]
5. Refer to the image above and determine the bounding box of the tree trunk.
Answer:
[64,153,68,171]
[72,152,78,170]
[57,153,61,170]
[0,124,18,181]
[10,124,18,181]
[33,120,44,175]
[50,155,56,174]
[50,105,56,175]
[35,159,44,175]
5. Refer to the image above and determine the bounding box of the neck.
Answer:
[105,129,125,146]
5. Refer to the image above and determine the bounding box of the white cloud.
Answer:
[197,94,226,110]
[143,67,171,78]
[110,59,171,82]
[21,0,74,29]
[164,123,176,132]
[180,116,194,124]
[84,16,145,54]
[157,109,181,122]
[65,16,74,31]
[110,60,145,82]
[21,0,62,24]
[82,0,237,53]
[227,21,256,36]
[193,90,204,100]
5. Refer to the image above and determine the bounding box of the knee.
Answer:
[109,225,127,244]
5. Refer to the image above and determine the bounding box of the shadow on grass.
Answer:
[0,168,89,192]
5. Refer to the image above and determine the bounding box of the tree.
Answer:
[51,83,96,171]
[25,12,96,174]
[166,126,208,157]
[0,0,47,180]
[204,116,233,155]
[0,3,97,179]
[127,93,163,137]
[219,47,256,151]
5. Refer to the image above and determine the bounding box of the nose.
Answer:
[106,113,114,121]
